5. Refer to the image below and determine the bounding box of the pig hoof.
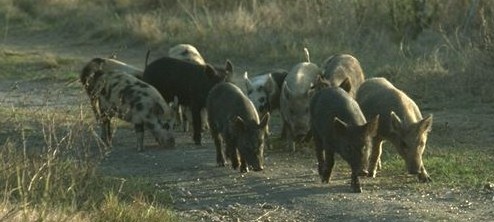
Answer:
[418,174,432,183]
[240,168,248,173]
[352,186,363,193]
[367,172,376,178]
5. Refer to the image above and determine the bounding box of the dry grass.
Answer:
[1,0,491,100]
[1,0,494,221]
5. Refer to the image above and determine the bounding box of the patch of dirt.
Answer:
[1,38,493,222]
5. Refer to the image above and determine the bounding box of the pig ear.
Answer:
[418,114,433,134]
[390,111,403,134]
[225,60,234,73]
[282,82,291,100]
[333,117,348,135]
[364,115,380,138]
[259,112,271,129]
[339,78,352,94]
[265,74,275,94]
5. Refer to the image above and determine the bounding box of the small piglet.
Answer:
[356,77,433,182]
[81,58,175,152]
[310,81,379,192]
[206,82,270,173]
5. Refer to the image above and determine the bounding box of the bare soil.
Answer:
[1,36,493,222]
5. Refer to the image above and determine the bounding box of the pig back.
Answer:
[207,82,260,130]
[322,54,365,97]
[143,57,221,106]
[310,87,367,138]
[285,62,321,95]
[356,78,423,137]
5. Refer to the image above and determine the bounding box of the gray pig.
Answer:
[280,62,322,151]
[321,54,365,97]
[310,83,379,193]
[356,77,433,182]
[206,82,270,173]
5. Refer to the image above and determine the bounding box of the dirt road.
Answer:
[1,38,493,221]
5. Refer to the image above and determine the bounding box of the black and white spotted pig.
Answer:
[142,56,231,145]
[246,69,288,115]
[81,58,175,152]
[206,82,270,172]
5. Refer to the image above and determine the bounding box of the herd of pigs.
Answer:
[80,44,433,193]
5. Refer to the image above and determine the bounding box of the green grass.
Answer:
[0,50,79,81]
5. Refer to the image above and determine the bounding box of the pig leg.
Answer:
[239,155,248,173]
[100,116,112,146]
[134,123,145,152]
[350,166,363,193]
[211,128,226,167]
[191,106,202,145]
[201,109,209,131]
[280,122,288,140]
[313,135,325,179]
[264,131,271,149]
[321,145,335,184]
[368,137,384,178]
[225,141,239,170]
[283,120,296,151]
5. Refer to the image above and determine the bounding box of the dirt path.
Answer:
[1,37,493,221]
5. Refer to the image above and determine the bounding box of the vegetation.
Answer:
[0,0,493,221]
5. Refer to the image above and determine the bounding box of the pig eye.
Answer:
[259,97,266,103]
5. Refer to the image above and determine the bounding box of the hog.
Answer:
[280,62,323,151]
[97,57,143,78]
[167,44,209,132]
[80,58,175,152]
[356,77,433,182]
[228,71,251,95]
[246,69,288,115]
[168,43,206,65]
[321,54,365,98]
[310,83,379,193]
[206,82,270,172]
[142,56,230,145]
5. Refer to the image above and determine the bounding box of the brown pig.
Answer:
[356,77,433,182]
[321,54,365,98]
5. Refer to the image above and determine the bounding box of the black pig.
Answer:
[142,57,231,145]
[310,86,379,192]
[206,82,270,173]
